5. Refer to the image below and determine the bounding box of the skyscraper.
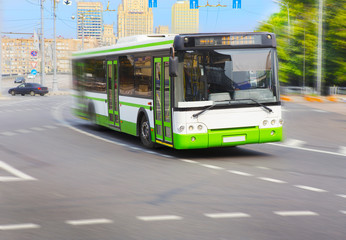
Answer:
[77,2,103,42]
[117,0,153,39]
[172,0,199,34]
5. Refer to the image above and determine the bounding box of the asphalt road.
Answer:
[0,95,345,240]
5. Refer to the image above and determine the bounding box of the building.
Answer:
[172,0,199,34]
[1,37,98,75]
[103,24,117,46]
[117,0,153,39]
[77,2,103,42]
[155,25,169,34]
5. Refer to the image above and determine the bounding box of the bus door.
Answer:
[154,57,173,146]
[107,60,120,127]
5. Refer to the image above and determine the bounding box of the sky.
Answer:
[0,0,281,39]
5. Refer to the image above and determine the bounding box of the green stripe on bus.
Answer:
[120,101,150,110]
[73,40,174,57]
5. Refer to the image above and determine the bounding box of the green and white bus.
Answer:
[72,32,283,149]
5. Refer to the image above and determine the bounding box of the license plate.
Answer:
[223,135,246,143]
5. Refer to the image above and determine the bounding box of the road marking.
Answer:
[15,129,32,134]
[65,219,113,226]
[30,127,45,131]
[294,185,327,193]
[199,164,224,170]
[336,194,346,199]
[268,142,346,157]
[256,166,270,170]
[274,211,319,216]
[136,215,183,221]
[340,211,346,215]
[285,139,306,148]
[0,223,40,230]
[0,161,37,182]
[43,125,58,129]
[204,212,250,219]
[227,170,253,176]
[312,109,327,113]
[0,131,17,136]
[258,177,287,184]
[181,159,198,164]
[339,146,346,155]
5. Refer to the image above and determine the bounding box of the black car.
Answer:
[8,83,49,96]
[14,76,25,83]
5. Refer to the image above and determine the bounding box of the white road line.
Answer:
[136,215,183,221]
[274,211,319,216]
[199,164,224,170]
[30,127,45,131]
[336,194,346,199]
[294,185,327,193]
[268,142,346,157]
[312,109,327,113]
[339,146,346,156]
[0,161,36,181]
[258,177,287,184]
[256,166,271,170]
[15,129,32,134]
[1,131,17,136]
[0,223,40,230]
[227,170,253,177]
[181,159,198,164]
[43,125,58,129]
[285,139,306,148]
[340,211,346,215]
[204,212,250,219]
[65,219,113,226]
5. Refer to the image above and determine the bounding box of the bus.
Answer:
[71,32,283,149]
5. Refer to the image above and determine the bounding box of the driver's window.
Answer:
[18,84,25,88]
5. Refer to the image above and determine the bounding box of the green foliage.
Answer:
[257,0,346,90]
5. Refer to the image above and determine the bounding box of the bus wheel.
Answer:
[140,117,155,148]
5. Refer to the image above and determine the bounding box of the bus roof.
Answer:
[72,32,276,59]
[72,34,176,59]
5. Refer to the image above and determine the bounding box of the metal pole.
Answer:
[0,33,2,97]
[40,0,45,86]
[317,0,323,95]
[52,0,58,91]
[303,27,306,90]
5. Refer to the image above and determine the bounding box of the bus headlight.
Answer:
[197,125,203,131]
[263,120,268,126]
[178,125,185,133]
[271,119,276,125]
[188,125,194,131]
[279,119,284,125]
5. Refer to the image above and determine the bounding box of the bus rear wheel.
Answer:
[140,117,155,148]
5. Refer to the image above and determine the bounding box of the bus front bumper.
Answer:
[173,126,283,149]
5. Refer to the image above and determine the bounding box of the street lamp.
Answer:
[71,15,85,50]
[273,0,290,36]
[52,0,60,92]
[72,14,95,50]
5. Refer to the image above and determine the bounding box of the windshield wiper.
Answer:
[192,98,273,118]
[235,98,273,113]
[192,104,216,118]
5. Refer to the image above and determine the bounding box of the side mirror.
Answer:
[169,56,178,78]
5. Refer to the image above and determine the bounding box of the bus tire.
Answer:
[140,117,155,148]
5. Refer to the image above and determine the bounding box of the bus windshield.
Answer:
[174,48,279,107]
